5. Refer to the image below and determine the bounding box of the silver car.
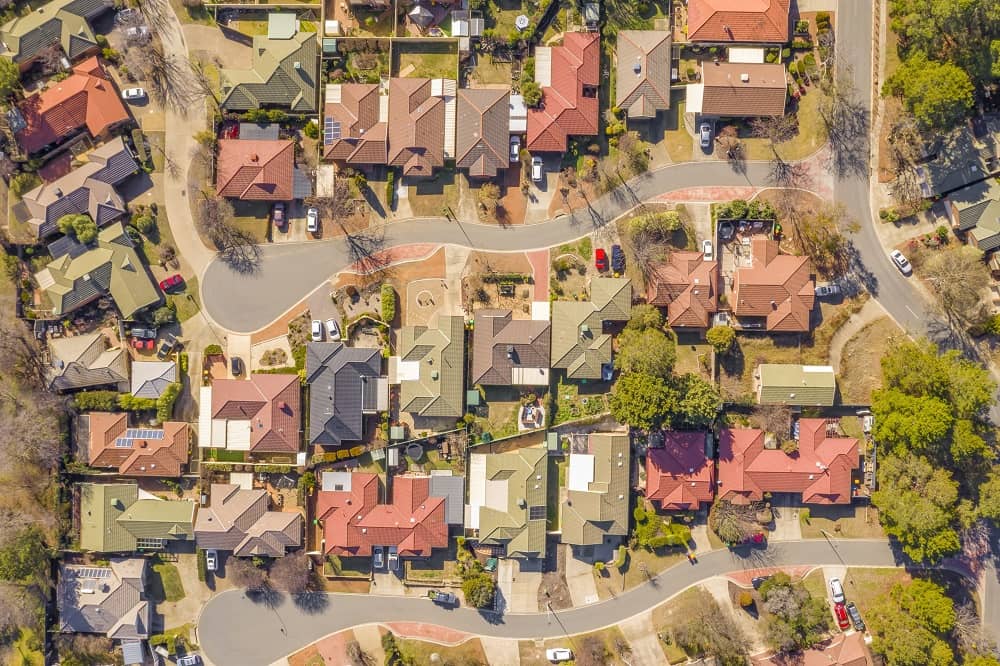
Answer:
[699,122,713,148]
[890,249,912,275]
[310,319,323,342]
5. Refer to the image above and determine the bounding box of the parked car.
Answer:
[545,648,573,663]
[157,333,178,360]
[834,602,850,630]
[751,575,771,590]
[325,318,341,341]
[890,249,912,275]
[829,577,846,604]
[373,546,384,569]
[815,283,841,297]
[510,136,520,162]
[427,590,458,607]
[205,550,218,572]
[230,356,243,376]
[133,338,154,351]
[611,244,625,272]
[176,655,202,666]
[702,239,714,261]
[272,202,285,227]
[121,87,146,101]
[699,122,713,148]
[159,274,184,292]
[311,319,323,342]
[387,546,398,571]
[531,156,543,182]
[846,601,865,632]
[131,326,157,340]
[307,207,319,233]
[595,248,609,271]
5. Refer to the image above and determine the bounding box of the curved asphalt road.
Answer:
[198,539,911,666]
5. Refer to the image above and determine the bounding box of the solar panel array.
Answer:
[115,428,165,448]
[75,567,111,579]
[323,117,341,145]
[528,505,546,520]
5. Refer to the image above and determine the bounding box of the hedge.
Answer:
[131,129,148,164]
[349,446,365,456]
[178,352,189,373]
[481,272,530,284]
[118,394,157,412]
[156,382,182,421]
[73,391,120,412]
[380,284,396,323]
[336,449,351,460]
[385,169,395,206]
[197,549,207,582]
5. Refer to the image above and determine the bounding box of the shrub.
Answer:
[9,172,41,200]
[95,34,109,48]
[803,53,817,68]
[613,545,627,569]
[156,383,182,421]
[349,445,365,456]
[197,549,207,582]
[204,344,223,356]
[462,573,496,608]
[706,325,736,354]
[791,38,812,49]
[336,449,351,460]
[739,590,754,607]
[815,11,831,29]
[297,472,316,494]
[134,213,156,234]
[765,51,778,63]
[303,121,320,139]
[781,47,791,60]
[73,391,120,412]
[385,169,395,205]
[380,284,396,323]
[101,47,120,63]
[593,561,605,572]
[131,129,148,164]
[117,394,157,412]
[521,80,542,107]
[178,352,189,373]
[153,305,177,326]
[795,19,809,33]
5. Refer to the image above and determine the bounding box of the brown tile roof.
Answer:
[646,252,719,328]
[216,139,295,201]
[700,62,787,117]
[15,56,130,155]
[472,309,551,385]
[456,88,510,178]
[210,374,301,453]
[718,419,859,505]
[527,32,600,152]
[616,31,672,119]
[317,473,449,557]
[194,484,301,557]
[646,432,715,510]
[388,78,445,177]
[752,632,872,666]
[687,0,789,43]
[733,238,814,331]
[87,412,189,477]
[322,83,388,164]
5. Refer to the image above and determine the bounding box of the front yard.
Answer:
[800,504,885,540]
[231,200,272,243]
[404,540,461,584]
[593,546,686,601]
[149,556,186,603]
[519,626,632,666]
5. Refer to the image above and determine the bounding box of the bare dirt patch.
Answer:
[838,316,904,403]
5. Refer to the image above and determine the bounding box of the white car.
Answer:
[702,239,714,261]
[373,546,384,569]
[531,156,543,182]
[889,249,912,275]
[306,207,319,233]
[121,87,146,101]
[176,656,202,666]
[205,550,218,572]
[830,577,846,604]
[510,136,520,162]
[699,122,713,148]
[545,648,573,662]
[310,319,323,342]
[325,318,341,341]
[387,545,399,571]
[815,283,841,297]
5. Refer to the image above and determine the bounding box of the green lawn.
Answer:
[594,546,686,600]
[404,541,460,583]
[800,505,885,540]
[407,169,460,217]
[150,624,198,656]
[552,376,610,425]
[326,555,372,578]
[471,58,513,85]
[169,0,215,25]
[397,636,488,665]
[231,201,271,243]
[393,43,458,79]
[150,557,186,602]
[233,20,269,36]
[743,88,828,162]
[167,277,201,324]
[663,91,693,162]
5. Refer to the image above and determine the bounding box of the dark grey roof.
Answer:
[429,473,465,526]
[67,32,97,58]
[239,122,281,140]
[305,343,381,447]
[92,149,140,184]
[48,234,90,259]
[292,167,312,199]
[222,35,317,113]
[958,200,993,231]
[15,19,62,63]
[64,0,114,19]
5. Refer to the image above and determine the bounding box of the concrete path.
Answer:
[827,298,889,373]
[563,546,600,607]
[352,624,386,664]
[618,612,668,666]
[480,636,521,666]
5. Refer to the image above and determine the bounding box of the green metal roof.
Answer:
[550,277,631,380]
[757,364,836,406]
[476,446,548,558]
[560,433,630,546]
[79,483,195,552]
[398,315,465,418]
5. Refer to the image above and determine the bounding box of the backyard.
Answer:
[393,41,459,79]
[552,376,610,425]
[674,332,712,380]
[469,56,513,86]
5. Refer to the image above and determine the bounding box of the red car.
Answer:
[595,248,608,271]
[834,602,850,630]
[159,274,184,292]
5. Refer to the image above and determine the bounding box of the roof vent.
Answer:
[808,474,814,479]
[741,73,750,83]
[361,528,366,533]
[618,494,624,500]
[689,467,694,473]
[431,370,439,380]
[250,153,259,162]
[53,187,62,197]
[294,61,302,69]
[409,517,415,523]
[633,58,641,75]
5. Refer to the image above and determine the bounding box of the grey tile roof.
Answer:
[616,31,672,119]
[398,314,465,418]
[471,309,550,386]
[58,558,149,639]
[456,89,509,178]
[130,360,176,398]
[194,484,301,557]
[47,332,128,392]
[306,342,382,447]
[560,433,631,546]
[429,472,465,526]
[220,31,317,113]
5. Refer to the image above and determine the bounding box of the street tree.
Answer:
[609,373,678,431]
[269,552,313,595]
[868,578,957,666]
[759,573,831,652]
[884,51,974,130]
[817,66,870,178]
[790,203,859,277]
[871,388,953,459]
[923,245,990,325]
[461,572,495,608]
[978,469,1000,524]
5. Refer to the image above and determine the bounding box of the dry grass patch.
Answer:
[800,504,885,540]
[838,316,904,404]
[519,627,632,666]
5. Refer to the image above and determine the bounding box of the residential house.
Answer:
[198,374,301,455]
[79,482,195,552]
[12,57,130,156]
[321,83,389,166]
[219,18,317,114]
[646,431,714,510]
[58,558,149,640]
[646,252,719,328]
[527,32,600,152]
[306,342,387,448]
[35,222,161,319]
[615,31,671,121]
[130,360,177,399]
[752,632,873,666]
[686,0,790,44]
[388,77,453,177]
[732,238,815,332]
[955,199,1000,252]
[468,446,547,558]
[456,88,510,179]
[394,314,466,419]
[47,331,128,393]
[688,62,787,118]
[81,412,189,476]
[756,364,836,406]
[194,483,302,557]
[216,139,298,201]
[717,419,859,505]
[317,471,458,558]
[550,277,631,380]
[914,127,998,199]
[561,433,630,547]
[13,136,139,239]
[0,0,113,71]
[472,309,551,386]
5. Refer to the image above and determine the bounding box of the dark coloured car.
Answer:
[230,356,243,376]
[159,274,184,292]
[131,326,157,340]
[428,590,458,607]
[611,244,625,273]
[595,248,608,271]
[751,575,771,590]
[846,602,865,632]
[157,333,178,360]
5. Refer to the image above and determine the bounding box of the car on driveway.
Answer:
[890,249,912,275]
[702,239,714,261]
[131,326,157,340]
[545,648,573,663]
[815,283,840,297]
[205,550,218,572]
[325,318,341,341]
[230,356,243,376]
[595,248,608,271]
[531,156,543,181]
[176,655,202,666]
[272,202,285,228]
[307,207,319,233]
[157,333,178,360]
[510,136,520,162]
[699,122,713,148]
[834,602,850,630]
[846,601,865,631]
[373,546,384,569]
[830,577,846,604]
[611,244,625,273]
[311,319,323,342]
[387,546,398,571]
[159,274,184,292]
[121,87,146,101]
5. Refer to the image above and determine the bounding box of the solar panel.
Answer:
[123,429,163,440]
[115,438,133,448]
[77,567,111,579]
[528,505,546,520]
[323,117,341,145]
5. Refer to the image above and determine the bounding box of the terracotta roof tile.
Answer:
[472,309,551,385]
[646,251,719,328]
[700,62,787,117]
[210,374,301,453]
[216,139,295,201]
[388,78,445,176]
[456,88,510,178]
[322,84,388,164]
[733,238,814,331]
[527,32,600,152]
[646,432,715,510]
[687,0,789,43]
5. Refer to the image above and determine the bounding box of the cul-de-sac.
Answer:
[0,0,998,664]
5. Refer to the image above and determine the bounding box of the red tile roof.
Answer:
[15,57,130,155]
[717,419,859,505]
[317,473,448,557]
[646,432,714,510]
[210,374,301,453]
[700,62,788,117]
[646,251,719,328]
[527,32,600,152]
[216,139,295,201]
[87,412,189,477]
[322,83,388,164]
[687,0,790,43]
[388,78,445,177]
[733,238,815,331]
[752,633,871,666]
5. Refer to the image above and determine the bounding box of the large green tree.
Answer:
[673,373,721,427]
[868,578,956,666]
[0,526,47,583]
[615,309,676,376]
[884,51,975,130]
[609,372,678,431]
[978,469,1000,523]
[871,389,953,458]
[0,58,20,102]
[57,214,98,244]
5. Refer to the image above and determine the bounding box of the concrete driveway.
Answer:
[497,558,542,613]
[563,546,599,607]
[618,612,668,666]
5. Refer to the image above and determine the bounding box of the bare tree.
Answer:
[715,125,746,174]
[269,552,314,595]
[953,601,998,658]
[34,45,66,77]
[924,245,991,325]
[122,42,198,113]
[197,194,261,274]
[754,404,792,437]
[0,583,37,643]
[189,57,220,111]
[790,203,859,278]
[306,178,356,223]
[227,557,269,591]
[750,114,798,147]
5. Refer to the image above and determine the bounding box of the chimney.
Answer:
[740,73,750,83]
[53,187,62,197]
[250,153,259,162]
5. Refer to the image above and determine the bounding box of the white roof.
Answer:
[728,47,765,64]
[509,94,528,134]
[686,84,705,114]
[225,420,252,450]
[568,453,595,492]
[803,365,835,373]
[467,453,487,529]
[230,472,254,490]
[321,471,354,492]
[511,367,549,385]
[531,301,550,321]
[267,13,298,40]
[198,386,213,448]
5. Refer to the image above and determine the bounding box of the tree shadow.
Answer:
[246,586,284,609]
[292,590,330,614]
